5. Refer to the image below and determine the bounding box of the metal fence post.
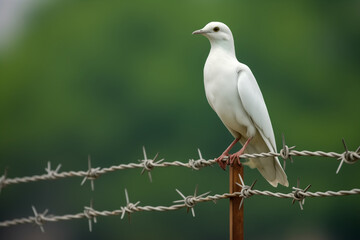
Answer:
[230,163,244,240]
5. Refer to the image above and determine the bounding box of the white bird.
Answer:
[193,22,288,187]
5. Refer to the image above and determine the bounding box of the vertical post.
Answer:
[230,163,244,240]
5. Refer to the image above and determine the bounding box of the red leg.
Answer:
[229,137,252,165]
[216,138,240,170]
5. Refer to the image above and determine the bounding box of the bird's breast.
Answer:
[203,58,254,138]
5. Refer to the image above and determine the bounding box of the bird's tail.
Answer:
[244,156,289,187]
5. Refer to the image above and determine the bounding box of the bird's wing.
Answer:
[236,66,277,152]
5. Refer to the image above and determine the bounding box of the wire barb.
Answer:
[84,199,97,232]
[173,185,210,217]
[236,174,257,209]
[120,189,140,222]
[139,147,164,182]
[291,179,311,210]
[188,149,210,170]
[31,206,48,232]
[280,134,295,170]
[81,155,100,191]
[45,162,62,179]
[336,139,360,174]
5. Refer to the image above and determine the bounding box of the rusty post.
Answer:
[229,163,244,240]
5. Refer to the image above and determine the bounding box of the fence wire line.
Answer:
[0,138,359,192]
[0,184,359,231]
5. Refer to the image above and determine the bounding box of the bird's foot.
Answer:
[228,137,252,166]
[215,153,229,170]
[215,138,240,170]
[228,150,244,166]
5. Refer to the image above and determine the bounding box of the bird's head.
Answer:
[193,21,233,42]
[192,22,235,52]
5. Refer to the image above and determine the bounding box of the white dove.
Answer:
[193,22,288,187]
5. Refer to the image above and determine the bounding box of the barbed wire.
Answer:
[0,175,359,232]
[1,138,359,232]
[0,138,358,193]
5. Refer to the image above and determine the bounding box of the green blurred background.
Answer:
[0,0,359,239]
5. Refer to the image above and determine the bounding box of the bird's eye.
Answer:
[213,27,220,32]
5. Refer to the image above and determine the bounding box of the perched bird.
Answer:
[193,22,288,187]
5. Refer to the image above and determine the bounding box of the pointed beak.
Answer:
[192,29,208,35]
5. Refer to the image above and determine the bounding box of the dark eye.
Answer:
[213,27,220,32]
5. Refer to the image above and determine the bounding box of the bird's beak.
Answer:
[192,29,208,35]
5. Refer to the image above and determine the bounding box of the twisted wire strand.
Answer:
[0,188,359,228]
[1,144,359,190]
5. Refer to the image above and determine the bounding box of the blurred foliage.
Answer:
[0,0,359,239]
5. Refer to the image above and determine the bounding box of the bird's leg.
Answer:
[215,138,240,170]
[229,137,252,165]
